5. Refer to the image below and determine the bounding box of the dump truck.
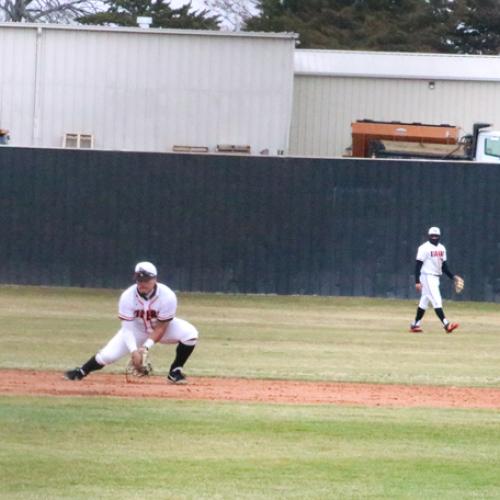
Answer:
[350,120,500,163]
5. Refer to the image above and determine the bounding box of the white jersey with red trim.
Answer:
[416,241,447,276]
[118,283,177,335]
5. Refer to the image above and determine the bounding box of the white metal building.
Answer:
[0,23,296,154]
[3,24,500,159]
[290,49,500,157]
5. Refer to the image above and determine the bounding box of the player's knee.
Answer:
[96,352,112,366]
[182,323,199,346]
[182,336,198,347]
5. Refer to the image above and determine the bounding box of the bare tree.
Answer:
[202,0,257,30]
[0,0,99,22]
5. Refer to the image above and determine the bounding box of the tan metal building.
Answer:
[0,23,296,154]
[290,49,500,158]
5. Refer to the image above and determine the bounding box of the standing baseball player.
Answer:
[410,227,460,333]
[64,262,198,383]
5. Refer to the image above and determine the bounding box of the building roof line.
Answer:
[294,49,500,82]
[0,22,298,40]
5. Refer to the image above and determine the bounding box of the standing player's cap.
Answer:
[428,226,441,236]
[134,261,157,281]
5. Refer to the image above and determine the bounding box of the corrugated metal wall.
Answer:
[289,75,500,157]
[1,147,500,301]
[5,24,500,161]
[0,24,295,154]
[0,27,37,145]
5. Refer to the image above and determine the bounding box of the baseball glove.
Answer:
[125,348,153,382]
[454,275,465,294]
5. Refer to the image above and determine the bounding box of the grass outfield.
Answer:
[0,285,500,498]
[0,285,499,386]
[1,397,499,499]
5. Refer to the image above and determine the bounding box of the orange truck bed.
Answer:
[351,120,460,157]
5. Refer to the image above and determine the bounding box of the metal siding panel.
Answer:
[31,27,294,154]
[0,28,37,146]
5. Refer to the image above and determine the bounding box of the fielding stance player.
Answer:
[64,262,198,383]
[410,227,459,334]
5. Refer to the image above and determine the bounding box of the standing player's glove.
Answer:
[126,348,153,380]
[454,275,465,294]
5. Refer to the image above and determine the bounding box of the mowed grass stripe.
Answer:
[0,397,499,499]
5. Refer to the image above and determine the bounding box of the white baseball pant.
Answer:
[418,274,443,309]
[96,318,199,366]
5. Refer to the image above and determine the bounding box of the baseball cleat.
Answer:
[64,367,85,380]
[167,367,187,384]
[409,324,423,333]
[444,322,459,333]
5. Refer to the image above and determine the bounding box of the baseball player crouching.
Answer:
[64,262,198,383]
[410,227,460,334]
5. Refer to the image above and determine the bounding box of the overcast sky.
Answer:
[168,1,258,29]
[169,0,215,13]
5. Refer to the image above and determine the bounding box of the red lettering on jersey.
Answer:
[134,310,158,320]
[431,250,444,257]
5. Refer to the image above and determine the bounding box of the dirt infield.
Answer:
[1,369,499,409]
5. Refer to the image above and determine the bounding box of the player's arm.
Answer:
[142,318,172,350]
[143,291,177,350]
[415,260,423,292]
[120,319,140,352]
[415,260,423,281]
[442,261,454,280]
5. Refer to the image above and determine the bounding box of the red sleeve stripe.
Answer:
[119,315,135,321]
[158,315,174,321]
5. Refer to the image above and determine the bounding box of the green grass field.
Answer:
[1,285,499,499]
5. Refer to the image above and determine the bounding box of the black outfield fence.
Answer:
[1,147,499,301]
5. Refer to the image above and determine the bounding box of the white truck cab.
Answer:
[474,127,500,163]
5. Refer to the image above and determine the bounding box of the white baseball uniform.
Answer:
[96,283,198,366]
[416,241,447,309]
